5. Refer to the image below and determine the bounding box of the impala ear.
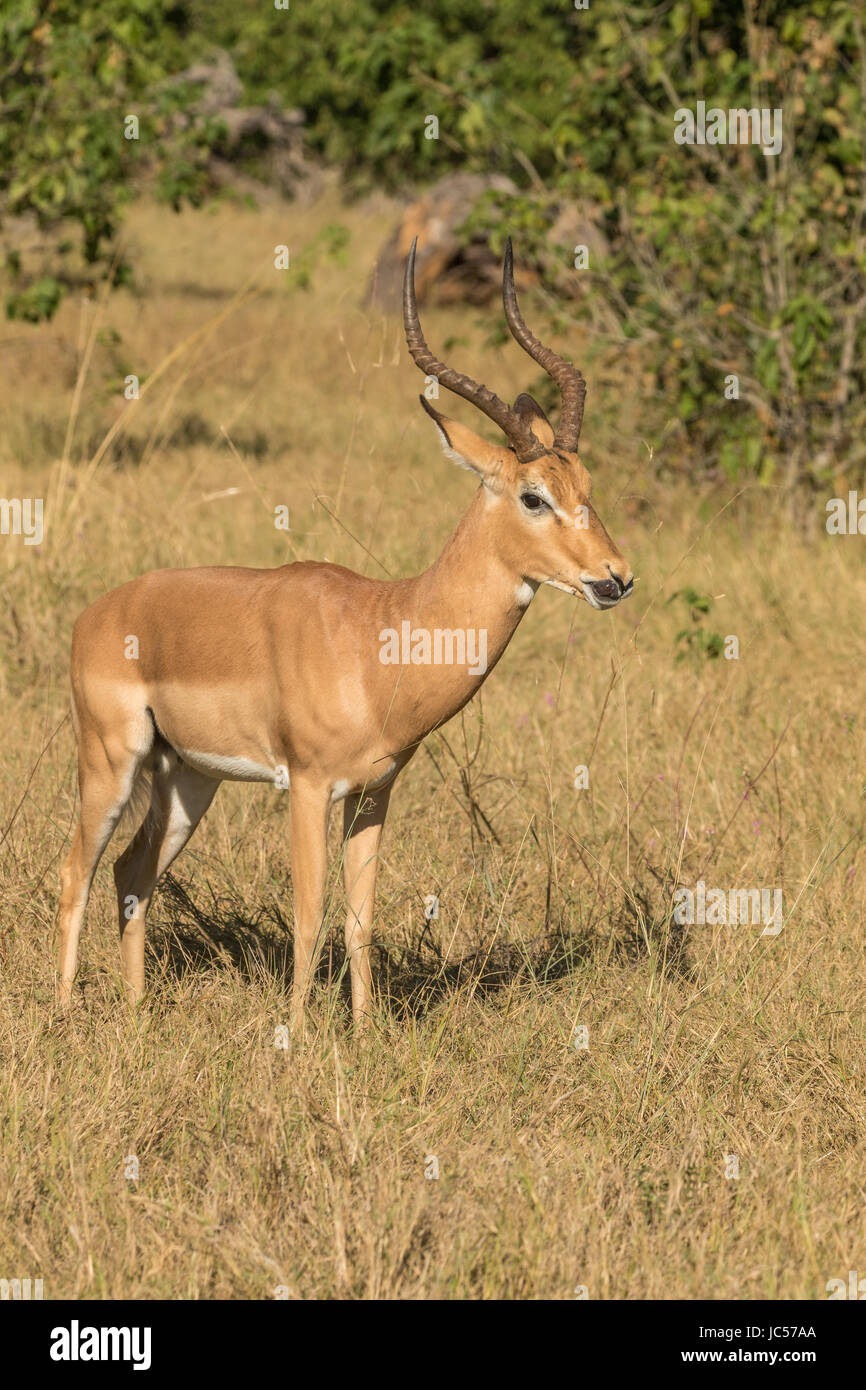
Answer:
[513,393,555,448]
[419,396,513,487]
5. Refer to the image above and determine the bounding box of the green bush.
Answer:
[0,0,210,318]
[205,0,865,490]
[2,0,863,490]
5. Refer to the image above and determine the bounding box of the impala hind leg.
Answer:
[342,784,392,1027]
[288,781,331,1031]
[113,760,219,1002]
[57,734,147,1011]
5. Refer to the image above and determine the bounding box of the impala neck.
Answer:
[409,483,533,684]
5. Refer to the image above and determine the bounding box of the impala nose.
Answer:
[588,570,633,605]
[590,577,621,603]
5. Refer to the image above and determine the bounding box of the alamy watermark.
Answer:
[50,1322,151,1370]
[0,497,43,545]
[674,102,782,157]
[1,1277,43,1299]
[827,1271,866,1299]
[673,881,783,936]
[826,491,866,534]
[379,622,488,676]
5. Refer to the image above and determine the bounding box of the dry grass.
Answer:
[1,190,864,1299]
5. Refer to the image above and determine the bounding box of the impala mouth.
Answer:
[582,585,619,610]
[580,572,634,609]
[545,577,581,598]
[545,573,634,608]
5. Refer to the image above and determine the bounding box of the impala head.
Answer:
[404,238,634,610]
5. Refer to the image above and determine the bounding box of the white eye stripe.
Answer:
[522,483,559,511]
[522,483,577,523]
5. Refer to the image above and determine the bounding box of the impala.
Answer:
[57,238,634,1025]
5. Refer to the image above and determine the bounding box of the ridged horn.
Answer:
[403,238,546,464]
[502,236,586,453]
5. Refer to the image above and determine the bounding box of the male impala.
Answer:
[57,239,634,1025]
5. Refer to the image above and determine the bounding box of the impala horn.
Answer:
[502,236,586,454]
[403,237,546,464]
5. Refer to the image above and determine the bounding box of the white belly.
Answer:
[177,747,281,784]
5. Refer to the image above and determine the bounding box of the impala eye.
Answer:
[520,492,546,513]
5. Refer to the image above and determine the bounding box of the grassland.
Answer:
[0,188,864,1299]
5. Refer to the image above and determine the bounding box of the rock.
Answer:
[544,202,610,287]
[168,48,244,114]
[367,172,610,310]
[157,49,318,200]
[367,173,518,311]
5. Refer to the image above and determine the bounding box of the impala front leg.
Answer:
[342,783,392,1027]
[289,780,331,1031]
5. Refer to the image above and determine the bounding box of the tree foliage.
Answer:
[2,0,864,487]
[0,0,210,318]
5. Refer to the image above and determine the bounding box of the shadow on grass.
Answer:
[614,881,693,979]
[147,872,616,1020]
[147,872,295,990]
